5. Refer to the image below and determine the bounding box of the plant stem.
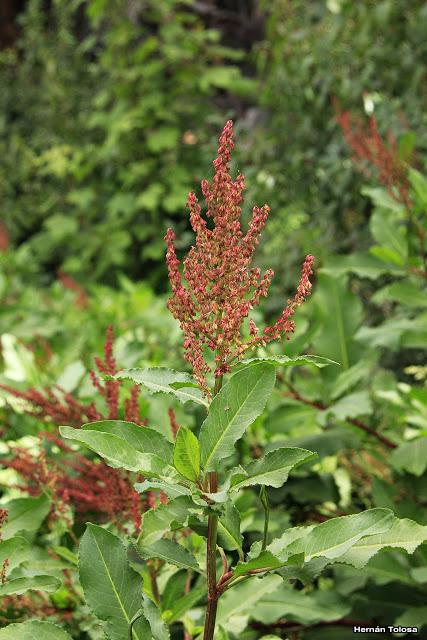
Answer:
[204,476,219,640]
[259,486,270,551]
[148,563,160,605]
[203,373,223,640]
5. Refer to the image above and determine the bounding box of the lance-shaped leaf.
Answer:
[0,537,30,571]
[0,621,73,640]
[163,584,206,623]
[60,426,176,478]
[218,502,243,554]
[391,438,427,477]
[53,546,78,566]
[142,595,170,640]
[113,367,208,407]
[282,508,394,562]
[234,509,395,576]
[337,517,427,568]
[255,583,351,625]
[0,495,51,540]
[137,539,201,573]
[0,575,61,596]
[229,447,316,491]
[138,496,199,545]
[135,480,192,500]
[237,355,338,369]
[79,524,150,640]
[83,420,174,463]
[199,362,276,471]
[217,574,282,635]
[173,427,200,482]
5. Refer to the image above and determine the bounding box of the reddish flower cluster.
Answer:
[335,103,412,209]
[3,434,142,532]
[57,270,88,308]
[165,120,314,392]
[0,382,101,427]
[0,327,152,532]
[0,326,146,427]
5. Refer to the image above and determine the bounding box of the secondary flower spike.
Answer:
[165,120,314,393]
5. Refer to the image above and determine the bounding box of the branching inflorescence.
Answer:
[0,327,150,532]
[335,102,412,209]
[165,120,314,394]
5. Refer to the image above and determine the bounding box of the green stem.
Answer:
[259,486,270,551]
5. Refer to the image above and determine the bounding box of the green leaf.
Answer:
[216,574,282,634]
[52,546,78,566]
[79,524,150,640]
[409,168,427,207]
[337,516,427,568]
[356,317,416,349]
[229,447,315,491]
[237,355,338,368]
[163,584,206,623]
[0,575,61,596]
[391,438,427,476]
[369,206,408,264]
[318,391,373,424]
[142,595,170,640]
[218,502,243,553]
[0,495,51,540]
[255,583,351,625]
[113,368,208,407]
[363,551,417,586]
[0,537,30,571]
[138,497,199,545]
[199,362,276,471]
[0,621,73,640]
[173,427,200,482]
[146,127,179,153]
[312,274,363,369]
[362,186,405,214]
[330,359,370,400]
[135,480,192,500]
[137,539,201,572]
[395,605,427,630]
[161,572,187,613]
[236,509,395,576]
[83,420,174,463]
[321,252,404,279]
[411,566,427,584]
[60,426,176,478]
[372,281,427,309]
[232,551,283,578]
[276,508,394,563]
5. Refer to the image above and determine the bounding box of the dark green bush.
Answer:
[250,0,427,283]
[0,0,253,286]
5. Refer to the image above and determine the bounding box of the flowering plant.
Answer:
[1,122,427,640]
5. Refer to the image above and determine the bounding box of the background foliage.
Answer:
[0,1,426,639]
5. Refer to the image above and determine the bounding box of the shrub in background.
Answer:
[250,0,427,289]
[0,0,253,286]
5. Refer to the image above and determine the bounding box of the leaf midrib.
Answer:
[300,514,393,561]
[91,531,141,640]
[203,367,269,469]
